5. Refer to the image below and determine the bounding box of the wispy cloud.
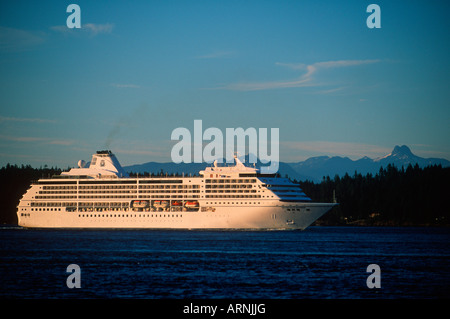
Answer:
[0,135,45,143]
[0,26,45,52]
[221,77,315,91]
[277,59,380,82]
[313,86,349,95]
[49,25,70,33]
[0,115,56,124]
[217,59,381,92]
[50,23,114,36]
[83,23,114,35]
[48,139,75,146]
[0,134,74,146]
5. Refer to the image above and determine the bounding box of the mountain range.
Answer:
[124,145,450,183]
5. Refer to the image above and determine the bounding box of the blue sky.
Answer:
[0,0,449,168]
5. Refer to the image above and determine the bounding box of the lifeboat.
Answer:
[184,200,199,208]
[132,200,149,208]
[153,200,169,208]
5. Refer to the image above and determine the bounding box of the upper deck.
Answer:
[28,151,311,203]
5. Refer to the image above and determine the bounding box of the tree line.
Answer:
[0,164,62,224]
[0,162,449,226]
[297,164,450,226]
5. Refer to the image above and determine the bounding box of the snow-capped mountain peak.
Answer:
[391,145,414,159]
[375,145,414,162]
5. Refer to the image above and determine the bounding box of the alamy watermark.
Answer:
[171,120,279,174]
[366,4,381,29]
[366,264,381,289]
[66,4,81,29]
[66,264,81,288]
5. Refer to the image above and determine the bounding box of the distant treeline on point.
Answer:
[298,163,449,226]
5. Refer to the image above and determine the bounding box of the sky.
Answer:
[0,0,449,168]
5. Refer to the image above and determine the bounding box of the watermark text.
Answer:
[171,120,279,174]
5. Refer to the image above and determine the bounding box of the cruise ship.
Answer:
[17,150,336,230]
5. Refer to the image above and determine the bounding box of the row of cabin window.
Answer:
[77,213,182,218]
[35,195,135,199]
[206,190,257,193]
[205,194,262,198]
[30,202,127,207]
[205,184,253,189]
[205,179,256,183]
[43,185,200,190]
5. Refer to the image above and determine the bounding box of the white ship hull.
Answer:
[16,150,337,230]
[18,202,335,230]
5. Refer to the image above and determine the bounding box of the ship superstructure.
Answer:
[17,150,336,229]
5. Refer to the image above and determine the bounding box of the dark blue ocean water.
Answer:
[0,226,449,299]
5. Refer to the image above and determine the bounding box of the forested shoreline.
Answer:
[1,163,449,226]
[0,164,62,224]
[300,164,449,226]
